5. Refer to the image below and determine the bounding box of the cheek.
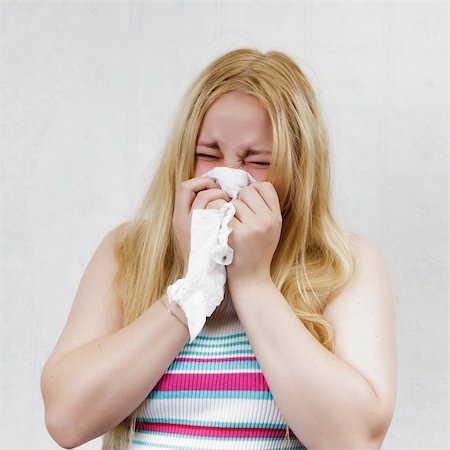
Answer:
[247,169,269,182]
[194,160,216,177]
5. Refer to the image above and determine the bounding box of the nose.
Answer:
[218,157,245,170]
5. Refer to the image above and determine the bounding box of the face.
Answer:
[194,91,273,181]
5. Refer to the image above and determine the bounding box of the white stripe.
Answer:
[140,397,287,426]
[181,344,252,353]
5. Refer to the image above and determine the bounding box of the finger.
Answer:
[231,198,254,223]
[174,176,222,215]
[237,184,270,215]
[227,215,242,231]
[250,182,281,214]
[205,199,228,210]
[192,189,231,210]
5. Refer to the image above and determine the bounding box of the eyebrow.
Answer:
[197,141,272,157]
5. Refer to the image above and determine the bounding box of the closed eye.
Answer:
[195,153,217,158]
[195,153,270,167]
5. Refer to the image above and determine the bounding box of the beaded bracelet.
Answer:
[159,297,189,331]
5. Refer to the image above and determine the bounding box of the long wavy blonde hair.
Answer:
[102,47,354,450]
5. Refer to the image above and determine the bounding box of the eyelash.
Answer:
[195,153,270,166]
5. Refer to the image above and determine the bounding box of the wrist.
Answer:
[171,301,187,322]
[166,278,213,343]
[159,296,189,333]
[227,271,274,295]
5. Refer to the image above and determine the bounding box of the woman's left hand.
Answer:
[226,181,282,286]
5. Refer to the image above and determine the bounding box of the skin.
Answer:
[172,90,281,283]
[40,90,395,448]
[170,90,397,448]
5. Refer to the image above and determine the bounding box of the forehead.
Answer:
[198,92,273,145]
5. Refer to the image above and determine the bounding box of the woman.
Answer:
[41,48,397,450]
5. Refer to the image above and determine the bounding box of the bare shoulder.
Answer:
[323,231,397,324]
[348,232,388,265]
[323,232,398,427]
[348,232,399,309]
[42,223,128,370]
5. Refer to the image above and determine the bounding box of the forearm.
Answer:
[41,294,189,448]
[229,277,383,450]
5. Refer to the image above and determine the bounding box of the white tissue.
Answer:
[167,167,256,342]
[202,166,257,200]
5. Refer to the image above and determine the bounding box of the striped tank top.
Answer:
[130,294,307,449]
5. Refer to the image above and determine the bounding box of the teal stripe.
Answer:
[147,390,273,400]
[186,340,250,348]
[136,417,287,429]
[195,332,247,341]
[167,359,260,371]
[132,438,306,448]
[178,349,254,356]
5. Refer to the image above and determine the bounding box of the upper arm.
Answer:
[322,233,398,434]
[42,225,125,372]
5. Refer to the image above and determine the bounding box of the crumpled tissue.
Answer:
[167,167,256,342]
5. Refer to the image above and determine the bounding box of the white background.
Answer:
[0,1,447,449]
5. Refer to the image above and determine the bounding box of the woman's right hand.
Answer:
[172,176,231,274]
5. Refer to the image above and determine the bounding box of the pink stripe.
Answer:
[155,372,269,391]
[136,421,296,439]
[175,356,257,363]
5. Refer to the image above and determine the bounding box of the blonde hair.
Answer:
[103,47,354,449]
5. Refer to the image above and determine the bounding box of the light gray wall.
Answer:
[1,1,447,449]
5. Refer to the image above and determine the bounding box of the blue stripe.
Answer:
[147,390,273,400]
[135,417,288,429]
[178,349,254,356]
[195,332,247,341]
[167,359,260,371]
[132,438,306,448]
[186,340,250,348]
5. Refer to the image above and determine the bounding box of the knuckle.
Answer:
[258,218,277,234]
[273,213,282,224]
[176,182,189,196]
[237,190,246,200]
[256,223,269,235]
